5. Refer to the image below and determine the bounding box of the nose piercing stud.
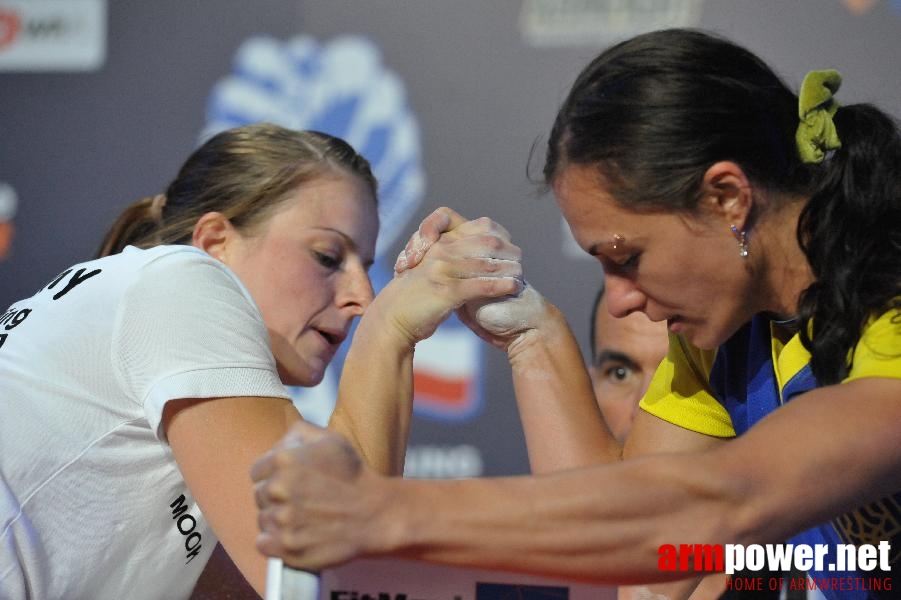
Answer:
[612,234,624,250]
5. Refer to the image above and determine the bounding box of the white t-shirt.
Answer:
[0,245,291,600]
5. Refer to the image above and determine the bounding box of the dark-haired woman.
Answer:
[251,30,901,600]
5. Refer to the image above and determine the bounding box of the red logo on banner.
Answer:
[0,10,22,49]
[412,321,482,421]
[413,371,474,411]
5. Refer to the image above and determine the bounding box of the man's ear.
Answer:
[700,161,754,229]
[192,212,235,261]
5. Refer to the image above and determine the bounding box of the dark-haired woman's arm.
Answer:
[251,377,901,583]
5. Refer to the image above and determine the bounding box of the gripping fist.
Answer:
[382,207,524,344]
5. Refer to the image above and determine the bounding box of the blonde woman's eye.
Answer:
[314,251,341,269]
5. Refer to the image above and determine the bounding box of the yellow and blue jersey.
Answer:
[640,308,901,600]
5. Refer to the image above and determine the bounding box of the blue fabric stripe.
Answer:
[710,315,895,599]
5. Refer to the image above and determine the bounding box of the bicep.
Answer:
[624,408,727,458]
[165,395,301,596]
[629,377,901,548]
[720,376,901,540]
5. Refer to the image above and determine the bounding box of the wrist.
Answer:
[358,284,421,350]
[361,476,414,557]
[506,300,569,365]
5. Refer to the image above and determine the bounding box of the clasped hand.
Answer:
[374,207,526,345]
[251,420,380,572]
[394,207,547,352]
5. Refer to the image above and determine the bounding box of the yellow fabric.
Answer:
[639,333,735,438]
[844,307,901,381]
[770,323,811,403]
[639,306,900,436]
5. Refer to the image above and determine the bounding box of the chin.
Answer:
[682,327,721,351]
[688,320,744,351]
[277,362,326,388]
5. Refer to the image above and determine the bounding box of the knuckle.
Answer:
[475,233,504,251]
[273,504,295,527]
[273,448,297,469]
[265,480,289,502]
[480,258,501,273]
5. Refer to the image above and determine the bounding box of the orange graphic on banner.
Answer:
[842,0,879,14]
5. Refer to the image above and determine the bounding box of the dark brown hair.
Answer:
[545,28,900,384]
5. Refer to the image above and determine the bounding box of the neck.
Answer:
[754,199,813,319]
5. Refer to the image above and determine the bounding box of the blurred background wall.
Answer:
[2,0,900,476]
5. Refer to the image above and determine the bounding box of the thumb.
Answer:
[395,207,469,272]
[417,206,468,241]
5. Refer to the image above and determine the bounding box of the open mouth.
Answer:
[314,328,343,346]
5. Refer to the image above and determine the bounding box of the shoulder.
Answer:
[110,245,267,372]
[118,245,256,310]
[639,333,734,438]
[49,245,241,296]
[128,244,239,282]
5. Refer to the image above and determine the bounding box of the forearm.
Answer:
[329,292,414,476]
[509,302,620,472]
[373,379,901,582]
[330,214,526,475]
[376,451,738,584]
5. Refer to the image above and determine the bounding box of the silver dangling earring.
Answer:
[730,225,749,259]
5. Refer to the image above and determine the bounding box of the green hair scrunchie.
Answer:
[796,69,843,164]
